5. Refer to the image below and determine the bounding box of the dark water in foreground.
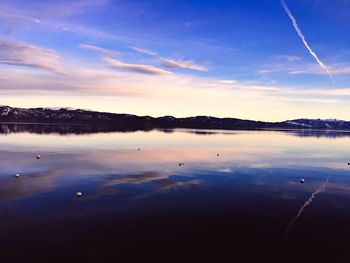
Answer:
[1,126,350,262]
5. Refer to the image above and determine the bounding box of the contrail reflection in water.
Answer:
[284,175,331,240]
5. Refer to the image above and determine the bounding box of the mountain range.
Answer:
[1,105,350,130]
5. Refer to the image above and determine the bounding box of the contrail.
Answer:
[281,0,334,82]
[284,175,331,240]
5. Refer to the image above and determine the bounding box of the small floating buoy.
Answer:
[15,173,20,178]
[76,192,82,197]
[300,179,305,184]
[36,154,41,160]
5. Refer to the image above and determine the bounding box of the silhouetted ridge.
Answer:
[1,106,350,130]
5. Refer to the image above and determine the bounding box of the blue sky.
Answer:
[0,0,350,121]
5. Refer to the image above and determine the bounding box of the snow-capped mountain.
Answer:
[282,119,350,129]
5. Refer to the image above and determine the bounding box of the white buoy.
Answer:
[300,179,305,184]
[36,154,41,160]
[15,173,20,178]
[76,192,82,197]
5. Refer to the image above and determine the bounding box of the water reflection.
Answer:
[0,122,153,135]
[1,122,350,138]
[0,169,60,200]
[0,126,350,261]
[284,174,331,240]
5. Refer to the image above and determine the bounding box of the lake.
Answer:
[1,125,350,262]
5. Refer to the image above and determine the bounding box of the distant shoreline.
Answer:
[1,106,350,131]
[2,121,350,131]
[1,122,350,139]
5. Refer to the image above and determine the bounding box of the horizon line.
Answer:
[0,105,348,123]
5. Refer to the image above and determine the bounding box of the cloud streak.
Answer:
[103,56,172,75]
[131,46,208,72]
[281,0,334,82]
[79,44,119,57]
[0,0,108,20]
[278,55,301,62]
[79,42,208,73]
[260,63,350,77]
[0,39,63,74]
[79,44,175,75]
[161,58,208,72]
[37,0,108,18]
[131,47,157,56]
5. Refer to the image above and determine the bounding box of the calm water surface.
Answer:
[1,126,350,262]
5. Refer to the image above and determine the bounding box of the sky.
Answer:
[0,0,350,121]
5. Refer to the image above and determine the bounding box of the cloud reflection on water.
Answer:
[0,127,349,213]
[0,169,60,200]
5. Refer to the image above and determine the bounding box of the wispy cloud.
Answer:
[220,80,237,85]
[218,80,280,91]
[258,60,350,78]
[36,0,108,18]
[131,46,208,72]
[184,20,207,28]
[161,58,208,72]
[325,88,350,96]
[281,0,334,82]
[0,1,132,44]
[79,44,119,57]
[290,64,350,76]
[131,47,157,56]
[0,0,108,20]
[79,44,171,75]
[278,55,301,62]
[0,39,63,74]
[103,56,172,75]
